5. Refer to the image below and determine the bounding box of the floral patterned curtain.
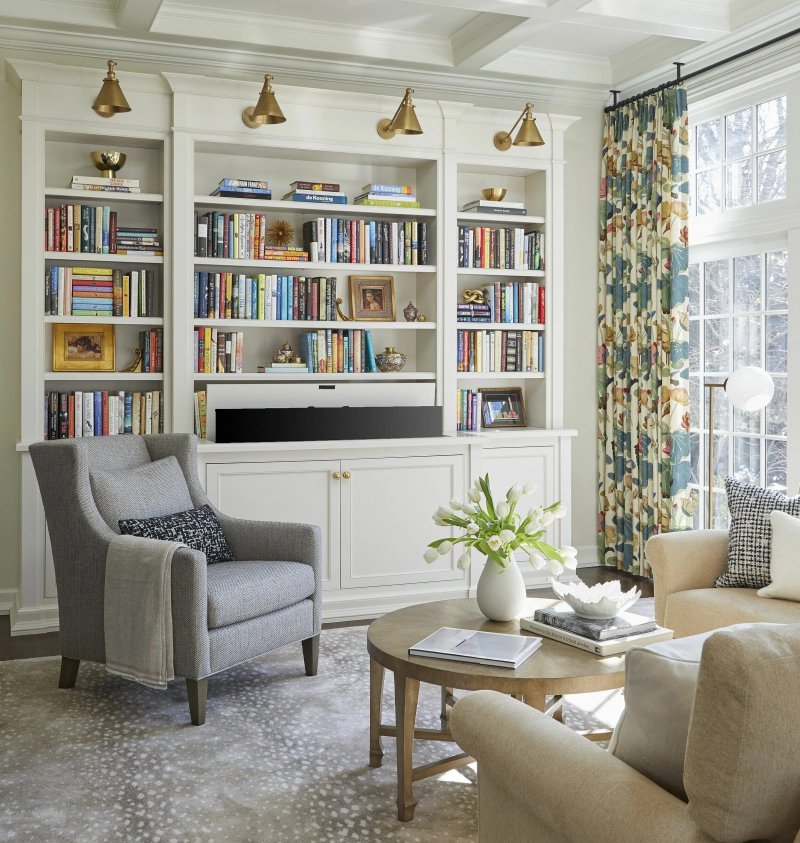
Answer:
[598,85,692,576]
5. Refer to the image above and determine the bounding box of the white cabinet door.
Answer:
[341,454,465,589]
[206,460,341,590]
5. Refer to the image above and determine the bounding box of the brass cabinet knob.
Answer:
[342,471,351,480]
[332,471,341,480]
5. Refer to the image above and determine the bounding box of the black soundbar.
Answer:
[215,406,443,443]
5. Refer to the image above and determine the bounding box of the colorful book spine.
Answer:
[44,266,160,318]
[298,329,377,373]
[455,283,544,325]
[45,205,161,255]
[193,329,244,373]
[456,329,543,373]
[456,225,543,270]
[457,389,480,431]
[44,390,163,438]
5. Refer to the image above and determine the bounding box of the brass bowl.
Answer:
[375,347,408,373]
[90,150,127,178]
[481,187,507,202]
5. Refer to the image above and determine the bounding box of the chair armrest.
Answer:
[216,515,321,571]
[170,546,211,679]
[647,531,729,626]
[450,691,714,843]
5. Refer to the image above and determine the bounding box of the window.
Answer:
[693,95,787,215]
[688,250,789,527]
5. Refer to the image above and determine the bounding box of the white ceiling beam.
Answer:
[573,0,730,40]
[413,0,549,15]
[115,0,165,32]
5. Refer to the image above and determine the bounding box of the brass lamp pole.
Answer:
[704,380,727,528]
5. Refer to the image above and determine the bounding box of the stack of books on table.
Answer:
[70,176,140,194]
[282,181,347,205]
[409,627,542,669]
[354,183,420,208]
[520,605,673,656]
[211,179,272,200]
[461,198,526,216]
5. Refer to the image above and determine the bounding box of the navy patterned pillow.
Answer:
[118,504,234,563]
[716,477,800,589]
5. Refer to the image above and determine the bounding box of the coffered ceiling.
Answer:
[0,0,798,107]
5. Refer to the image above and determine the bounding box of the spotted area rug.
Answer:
[0,624,625,842]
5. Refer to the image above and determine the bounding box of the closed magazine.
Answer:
[409,627,541,669]
[519,617,673,656]
[533,604,656,641]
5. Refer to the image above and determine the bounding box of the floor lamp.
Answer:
[704,366,774,527]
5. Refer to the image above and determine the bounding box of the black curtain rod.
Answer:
[604,25,800,113]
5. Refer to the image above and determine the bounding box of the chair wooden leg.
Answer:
[186,678,208,726]
[302,635,319,676]
[58,656,80,689]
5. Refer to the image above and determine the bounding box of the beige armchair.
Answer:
[451,624,800,843]
[647,530,800,636]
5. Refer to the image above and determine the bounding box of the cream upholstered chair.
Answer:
[450,623,800,843]
[29,433,322,726]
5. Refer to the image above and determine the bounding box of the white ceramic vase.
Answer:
[476,557,526,622]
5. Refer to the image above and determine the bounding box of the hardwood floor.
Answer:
[0,566,652,660]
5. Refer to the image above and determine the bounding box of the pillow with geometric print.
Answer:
[716,478,800,589]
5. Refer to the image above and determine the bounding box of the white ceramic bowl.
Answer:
[550,579,641,619]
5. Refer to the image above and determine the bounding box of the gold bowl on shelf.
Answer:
[375,347,408,373]
[90,150,127,178]
[481,187,507,201]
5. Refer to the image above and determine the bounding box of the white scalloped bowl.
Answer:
[550,579,641,619]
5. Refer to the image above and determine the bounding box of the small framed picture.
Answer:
[52,323,116,372]
[349,275,395,321]
[479,387,527,428]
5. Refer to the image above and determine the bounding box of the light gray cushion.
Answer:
[206,560,316,629]
[610,631,712,799]
[90,455,193,534]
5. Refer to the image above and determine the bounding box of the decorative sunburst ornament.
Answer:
[266,218,294,249]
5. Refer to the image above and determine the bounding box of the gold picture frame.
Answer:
[349,275,395,321]
[52,323,116,372]
[479,387,527,428]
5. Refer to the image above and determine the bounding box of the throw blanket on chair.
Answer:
[104,535,184,690]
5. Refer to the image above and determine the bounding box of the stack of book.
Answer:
[354,183,420,208]
[471,282,545,324]
[282,181,347,205]
[258,361,308,374]
[520,605,673,656]
[193,390,207,439]
[457,329,543,373]
[301,217,428,264]
[299,329,377,374]
[457,225,543,270]
[45,389,163,438]
[461,198,526,216]
[195,211,308,262]
[211,178,272,200]
[115,226,162,256]
[193,328,244,374]
[46,266,160,317]
[70,175,141,194]
[456,302,491,323]
[457,389,480,431]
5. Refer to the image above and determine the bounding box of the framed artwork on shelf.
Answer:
[52,323,116,372]
[349,275,395,321]
[479,387,527,428]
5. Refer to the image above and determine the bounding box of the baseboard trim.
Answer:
[575,544,599,569]
[0,589,17,614]
[2,591,60,636]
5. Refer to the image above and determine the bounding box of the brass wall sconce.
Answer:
[377,88,423,140]
[242,74,286,129]
[493,102,544,151]
[92,60,131,119]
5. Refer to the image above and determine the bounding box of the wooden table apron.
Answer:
[366,598,626,822]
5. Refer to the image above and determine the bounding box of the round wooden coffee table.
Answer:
[367,597,627,821]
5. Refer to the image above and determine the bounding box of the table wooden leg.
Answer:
[369,658,385,768]
[523,693,546,711]
[440,685,453,721]
[395,671,420,822]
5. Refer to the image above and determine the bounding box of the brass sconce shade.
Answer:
[92,60,131,119]
[493,102,544,151]
[242,74,286,129]
[377,88,423,140]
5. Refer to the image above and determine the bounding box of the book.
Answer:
[291,181,340,192]
[362,183,413,195]
[211,189,273,200]
[352,198,421,208]
[460,205,527,216]
[533,605,657,641]
[409,627,542,669]
[519,617,674,656]
[462,199,525,210]
[68,184,141,194]
[218,178,269,189]
[71,176,140,188]
[281,192,348,204]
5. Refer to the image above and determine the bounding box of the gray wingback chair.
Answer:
[29,433,322,726]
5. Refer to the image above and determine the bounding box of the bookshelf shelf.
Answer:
[457,267,544,278]
[457,212,545,226]
[195,372,436,382]
[456,322,545,331]
[192,319,435,330]
[193,257,436,273]
[456,372,545,380]
[194,195,436,218]
[45,372,164,382]
[44,316,164,325]
[45,188,164,204]
[45,252,164,265]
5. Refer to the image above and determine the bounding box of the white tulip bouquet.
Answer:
[424,474,576,575]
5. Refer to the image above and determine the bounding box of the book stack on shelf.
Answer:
[457,225,542,270]
[456,302,491,323]
[194,272,338,321]
[300,329,377,374]
[193,390,207,439]
[460,282,545,324]
[460,198,526,216]
[193,329,244,374]
[195,211,308,262]
[45,205,162,256]
[301,217,428,265]
[457,329,543,373]
[46,266,160,317]
[116,227,162,256]
[211,178,272,200]
[139,328,164,372]
[520,605,673,656]
[70,175,140,194]
[45,389,164,439]
[282,181,347,205]
[457,388,480,431]
[354,183,420,208]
